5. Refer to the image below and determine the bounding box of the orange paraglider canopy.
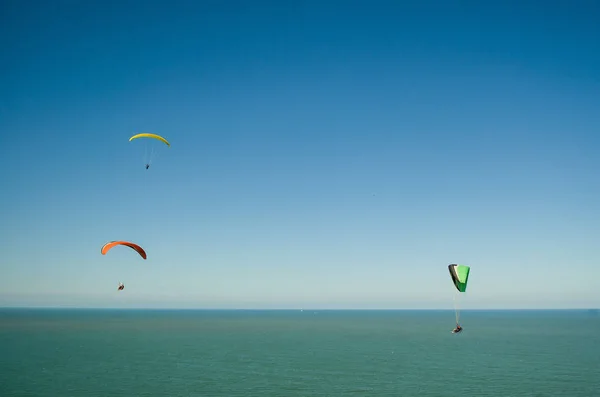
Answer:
[101,241,147,260]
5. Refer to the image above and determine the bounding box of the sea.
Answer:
[1,309,599,396]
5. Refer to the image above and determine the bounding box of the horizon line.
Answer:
[1,307,597,311]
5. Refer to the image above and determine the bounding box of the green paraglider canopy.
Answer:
[448,264,470,292]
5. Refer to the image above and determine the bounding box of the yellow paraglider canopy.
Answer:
[129,133,170,147]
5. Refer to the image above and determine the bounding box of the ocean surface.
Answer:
[1,309,599,396]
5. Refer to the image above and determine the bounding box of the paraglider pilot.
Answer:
[146,164,150,170]
[452,324,463,334]
[118,282,125,291]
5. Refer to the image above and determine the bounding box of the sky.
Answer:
[0,0,598,309]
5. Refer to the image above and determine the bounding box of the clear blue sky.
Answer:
[1,0,598,309]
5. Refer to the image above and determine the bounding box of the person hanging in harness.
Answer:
[146,164,150,170]
[118,282,125,291]
[452,323,463,333]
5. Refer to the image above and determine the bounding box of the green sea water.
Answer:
[1,309,599,396]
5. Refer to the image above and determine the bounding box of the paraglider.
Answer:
[101,241,146,292]
[448,264,470,333]
[129,133,170,169]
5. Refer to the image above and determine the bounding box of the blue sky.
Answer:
[0,0,598,309]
